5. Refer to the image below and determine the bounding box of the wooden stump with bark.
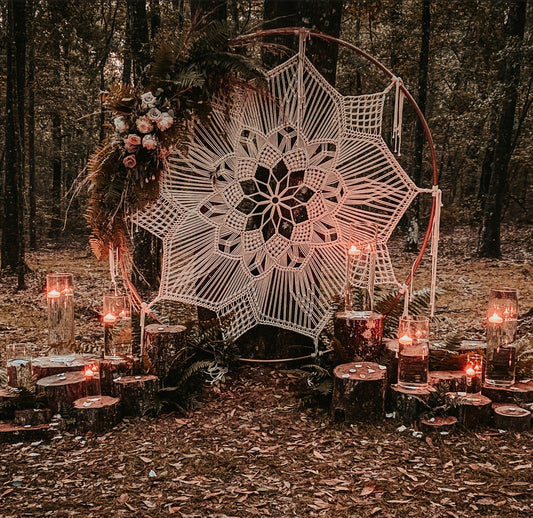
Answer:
[113,375,160,416]
[13,408,52,427]
[99,357,135,396]
[73,396,121,434]
[383,339,399,385]
[418,415,457,433]
[482,380,533,404]
[36,372,87,414]
[389,385,434,425]
[30,356,87,381]
[143,324,187,381]
[331,362,387,422]
[333,311,384,363]
[447,393,492,430]
[492,404,531,432]
[0,388,17,420]
[0,422,55,444]
[429,371,468,393]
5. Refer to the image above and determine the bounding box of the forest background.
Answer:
[0,0,532,289]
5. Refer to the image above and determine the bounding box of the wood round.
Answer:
[143,324,187,380]
[36,371,88,414]
[332,362,387,422]
[31,356,88,381]
[418,415,457,433]
[113,375,160,416]
[493,404,531,432]
[333,312,384,363]
[429,371,468,393]
[99,357,135,396]
[447,392,492,430]
[482,380,533,404]
[73,396,121,434]
[390,384,434,425]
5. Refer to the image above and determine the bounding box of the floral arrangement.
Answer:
[87,20,266,260]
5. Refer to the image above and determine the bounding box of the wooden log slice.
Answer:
[493,404,531,432]
[418,415,458,433]
[331,362,387,422]
[0,388,17,420]
[13,408,52,427]
[482,380,533,404]
[36,372,87,414]
[389,385,434,425]
[333,312,384,363]
[30,355,87,381]
[99,357,135,396]
[429,371,468,393]
[73,396,121,434]
[143,324,187,380]
[0,422,54,444]
[446,392,492,430]
[384,339,399,385]
[113,375,160,416]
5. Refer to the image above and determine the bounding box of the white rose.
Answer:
[142,134,157,150]
[141,91,156,109]
[157,112,173,131]
[147,108,162,122]
[114,116,128,133]
[136,115,154,134]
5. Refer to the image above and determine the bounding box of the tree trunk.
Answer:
[478,0,527,258]
[28,3,36,250]
[2,0,26,290]
[405,0,430,252]
[49,111,62,238]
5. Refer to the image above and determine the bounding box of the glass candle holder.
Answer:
[6,343,32,389]
[83,359,101,396]
[486,288,518,387]
[103,294,132,359]
[465,353,484,394]
[47,273,75,358]
[397,316,430,390]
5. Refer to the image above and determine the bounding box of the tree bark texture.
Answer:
[113,374,160,416]
[36,372,88,414]
[389,385,433,425]
[448,393,492,430]
[492,404,531,432]
[482,380,533,404]
[73,396,121,434]
[143,324,187,381]
[478,0,527,258]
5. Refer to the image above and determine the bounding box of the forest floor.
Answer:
[0,225,532,517]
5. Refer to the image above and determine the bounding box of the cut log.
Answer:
[30,355,87,381]
[143,324,187,380]
[0,422,55,444]
[0,388,17,420]
[482,380,533,404]
[36,372,87,414]
[389,385,434,425]
[331,362,387,422]
[13,408,52,427]
[99,357,135,396]
[6,359,33,390]
[384,339,399,385]
[333,311,384,363]
[73,396,121,434]
[113,375,160,416]
[418,415,457,433]
[429,371,468,393]
[447,393,492,430]
[492,404,531,432]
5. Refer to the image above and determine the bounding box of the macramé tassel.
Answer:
[429,187,442,317]
[392,77,404,156]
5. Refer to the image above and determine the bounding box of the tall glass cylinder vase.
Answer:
[485,288,518,387]
[103,294,132,359]
[47,273,75,359]
[397,316,430,390]
[6,343,32,390]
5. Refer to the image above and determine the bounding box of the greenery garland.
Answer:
[87,20,266,260]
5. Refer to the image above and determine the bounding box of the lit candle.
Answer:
[488,312,503,324]
[348,244,361,256]
[103,312,117,325]
[47,289,61,299]
[84,368,94,379]
[399,334,413,346]
[465,366,476,377]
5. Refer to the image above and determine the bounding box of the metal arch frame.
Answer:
[234,27,439,289]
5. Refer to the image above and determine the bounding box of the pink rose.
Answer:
[123,155,137,168]
[147,108,162,122]
[124,134,141,152]
[157,112,173,131]
[136,116,153,134]
[142,134,157,150]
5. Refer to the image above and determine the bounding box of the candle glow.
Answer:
[103,312,117,325]
[398,334,413,346]
[348,244,361,256]
[465,366,476,377]
[488,312,503,324]
[47,289,61,299]
[84,368,94,378]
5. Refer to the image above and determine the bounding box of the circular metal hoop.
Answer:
[235,27,439,288]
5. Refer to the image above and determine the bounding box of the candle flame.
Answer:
[84,368,94,378]
[103,312,117,324]
[465,366,476,377]
[398,334,413,345]
[488,312,503,324]
[348,244,361,256]
[47,289,61,299]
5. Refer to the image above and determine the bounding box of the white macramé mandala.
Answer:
[135,53,421,341]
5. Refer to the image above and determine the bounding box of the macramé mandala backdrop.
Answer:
[134,43,430,342]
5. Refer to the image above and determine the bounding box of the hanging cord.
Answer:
[392,77,404,156]
[401,283,410,317]
[429,187,442,316]
[296,28,308,139]
[109,248,118,295]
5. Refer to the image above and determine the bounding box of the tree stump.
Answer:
[13,408,52,427]
[36,372,87,414]
[0,423,54,444]
[331,362,387,422]
[482,380,533,404]
[113,375,160,416]
[73,396,121,434]
[492,404,531,432]
[447,393,492,430]
[0,388,17,420]
[143,324,187,380]
[383,339,399,385]
[389,385,434,425]
[30,355,87,381]
[99,357,135,396]
[429,371,468,393]
[418,415,457,433]
[333,312,384,363]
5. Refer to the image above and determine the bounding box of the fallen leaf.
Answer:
[361,484,376,496]
[313,450,325,460]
